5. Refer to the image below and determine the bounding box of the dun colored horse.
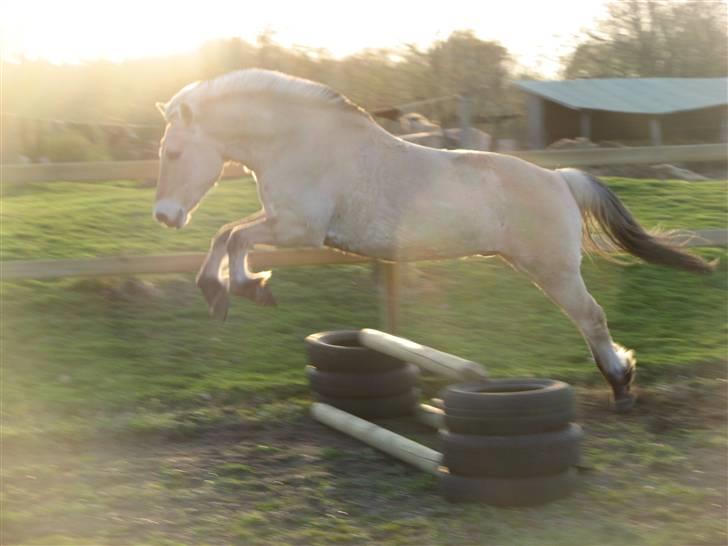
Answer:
[153,69,713,410]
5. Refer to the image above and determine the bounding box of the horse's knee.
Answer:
[211,227,233,249]
[226,229,248,254]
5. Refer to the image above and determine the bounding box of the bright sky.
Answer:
[0,0,609,76]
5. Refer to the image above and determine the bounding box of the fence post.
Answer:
[379,262,401,334]
[458,94,473,149]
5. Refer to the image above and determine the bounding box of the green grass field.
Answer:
[1,177,727,545]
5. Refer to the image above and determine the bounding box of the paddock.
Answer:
[2,155,727,544]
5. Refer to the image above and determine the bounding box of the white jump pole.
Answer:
[359,329,489,382]
[416,403,446,430]
[310,403,443,475]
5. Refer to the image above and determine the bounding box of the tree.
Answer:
[563,0,728,78]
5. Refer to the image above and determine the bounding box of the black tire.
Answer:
[305,330,405,373]
[306,364,420,398]
[438,467,578,506]
[441,424,583,478]
[316,389,420,419]
[444,409,574,436]
[443,379,575,414]
[443,379,574,435]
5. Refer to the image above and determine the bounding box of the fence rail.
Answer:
[2,146,726,332]
[2,144,726,184]
[0,247,372,281]
[2,229,726,282]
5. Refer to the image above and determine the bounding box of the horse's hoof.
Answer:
[612,393,636,413]
[197,276,228,318]
[231,276,276,306]
[254,284,277,307]
[209,293,230,321]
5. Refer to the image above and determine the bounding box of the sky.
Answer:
[0,0,610,76]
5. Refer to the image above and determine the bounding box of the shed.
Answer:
[515,78,728,149]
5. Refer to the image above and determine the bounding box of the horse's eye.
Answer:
[166,149,181,160]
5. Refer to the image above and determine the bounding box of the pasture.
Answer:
[1,177,727,545]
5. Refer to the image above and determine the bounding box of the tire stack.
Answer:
[438,379,582,506]
[304,330,420,418]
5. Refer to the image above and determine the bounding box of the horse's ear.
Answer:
[155,101,167,118]
[180,102,194,126]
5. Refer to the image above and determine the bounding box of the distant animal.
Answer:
[399,112,492,151]
[153,69,714,410]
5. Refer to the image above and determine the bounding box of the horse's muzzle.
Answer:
[153,200,186,229]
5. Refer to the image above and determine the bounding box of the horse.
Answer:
[153,68,714,410]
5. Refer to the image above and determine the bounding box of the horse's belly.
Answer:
[324,207,502,261]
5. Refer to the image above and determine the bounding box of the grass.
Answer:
[1,176,727,545]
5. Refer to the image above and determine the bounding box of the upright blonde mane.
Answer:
[163,69,368,119]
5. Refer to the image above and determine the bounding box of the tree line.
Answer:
[3,0,725,162]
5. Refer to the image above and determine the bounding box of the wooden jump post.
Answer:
[311,329,489,472]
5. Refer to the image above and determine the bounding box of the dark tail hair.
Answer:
[562,169,715,274]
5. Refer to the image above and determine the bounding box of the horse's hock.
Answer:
[307,329,583,506]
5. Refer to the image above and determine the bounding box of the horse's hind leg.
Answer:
[511,254,636,411]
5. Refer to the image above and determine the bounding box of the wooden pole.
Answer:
[580,111,592,140]
[359,328,489,381]
[649,117,663,146]
[380,262,401,334]
[458,94,473,149]
[526,94,546,149]
[310,403,443,475]
[416,403,446,430]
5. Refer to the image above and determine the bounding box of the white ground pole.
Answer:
[359,329,489,382]
[310,403,443,475]
[416,403,446,430]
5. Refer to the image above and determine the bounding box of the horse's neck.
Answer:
[225,106,387,182]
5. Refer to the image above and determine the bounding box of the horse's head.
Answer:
[153,100,224,229]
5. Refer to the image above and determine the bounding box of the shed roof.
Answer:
[515,78,728,115]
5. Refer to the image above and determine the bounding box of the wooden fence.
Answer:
[2,143,726,184]
[2,143,726,332]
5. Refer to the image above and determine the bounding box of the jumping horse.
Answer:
[153,69,714,410]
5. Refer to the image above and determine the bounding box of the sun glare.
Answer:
[1,0,608,75]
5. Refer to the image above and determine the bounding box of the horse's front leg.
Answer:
[226,217,282,306]
[197,211,266,320]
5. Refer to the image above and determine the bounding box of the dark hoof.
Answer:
[209,292,230,320]
[197,276,229,320]
[231,277,276,306]
[607,348,636,413]
[612,393,636,413]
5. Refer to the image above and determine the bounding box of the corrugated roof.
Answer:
[515,78,728,114]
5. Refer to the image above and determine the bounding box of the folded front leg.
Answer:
[196,211,265,319]
[226,217,279,306]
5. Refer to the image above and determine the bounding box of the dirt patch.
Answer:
[2,380,727,545]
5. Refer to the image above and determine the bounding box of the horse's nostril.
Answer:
[155,210,171,225]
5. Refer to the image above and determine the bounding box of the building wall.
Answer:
[534,96,726,147]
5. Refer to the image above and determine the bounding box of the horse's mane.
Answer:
[164,69,369,119]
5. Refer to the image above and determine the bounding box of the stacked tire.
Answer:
[438,379,582,506]
[305,330,420,418]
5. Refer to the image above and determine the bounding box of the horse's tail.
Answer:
[558,168,715,274]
